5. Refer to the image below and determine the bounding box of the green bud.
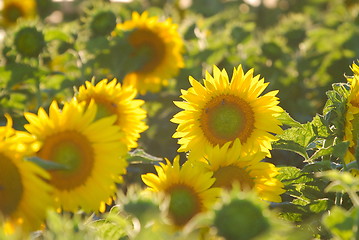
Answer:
[90,10,117,37]
[123,198,160,223]
[14,26,45,58]
[168,187,200,226]
[214,198,270,240]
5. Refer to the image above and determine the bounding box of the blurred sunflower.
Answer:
[1,0,36,27]
[24,99,128,213]
[196,139,285,203]
[116,11,184,94]
[171,65,283,158]
[344,62,359,164]
[76,78,148,150]
[141,156,220,226]
[0,115,53,235]
[351,61,359,76]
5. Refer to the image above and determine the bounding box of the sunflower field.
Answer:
[1,0,359,239]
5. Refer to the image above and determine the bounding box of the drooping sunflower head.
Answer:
[1,0,36,27]
[344,62,359,163]
[171,65,283,158]
[24,99,128,213]
[115,11,184,94]
[141,156,220,226]
[76,78,148,149]
[193,139,285,203]
[0,115,53,235]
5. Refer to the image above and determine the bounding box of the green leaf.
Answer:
[273,139,309,159]
[277,111,302,128]
[302,161,334,173]
[307,141,349,162]
[25,156,69,170]
[5,63,37,88]
[273,123,317,159]
[310,114,330,138]
[332,141,350,159]
[322,83,349,140]
[309,199,331,213]
[126,149,163,164]
[277,167,313,185]
[44,29,71,42]
[318,170,358,186]
[91,208,129,239]
[323,206,358,240]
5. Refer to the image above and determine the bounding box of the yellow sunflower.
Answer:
[351,61,359,76]
[1,0,36,27]
[24,99,128,213]
[0,115,53,235]
[344,62,359,163]
[115,11,184,94]
[141,156,220,226]
[171,65,283,158]
[191,139,285,203]
[76,78,148,150]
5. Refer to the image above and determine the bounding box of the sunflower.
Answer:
[191,139,285,203]
[171,65,283,158]
[76,78,148,150]
[24,99,128,213]
[351,61,359,76]
[115,11,184,94]
[0,115,53,235]
[141,156,220,226]
[344,62,359,163]
[1,0,36,27]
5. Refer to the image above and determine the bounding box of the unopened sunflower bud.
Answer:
[214,198,270,240]
[14,26,45,58]
[90,10,117,37]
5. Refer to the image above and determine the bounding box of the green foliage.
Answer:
[41,211,99,240]
[323,206,359,240]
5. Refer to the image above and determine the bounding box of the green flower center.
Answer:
[94,98,118,121]
[167,185,201,226]
[0,153,23,217]
[213,165,254,190]
[201,95,255,146]
[129,29,166,73]
[38,131,95,190]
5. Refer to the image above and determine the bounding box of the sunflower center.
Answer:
[167,184,201,226]
[91,97,118,121]
[201,95,255,146]
[129,29,166,73]
[38,131,95,190]
[4,4,24,23]
[0,153,23,217]
[213,165,255,190]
